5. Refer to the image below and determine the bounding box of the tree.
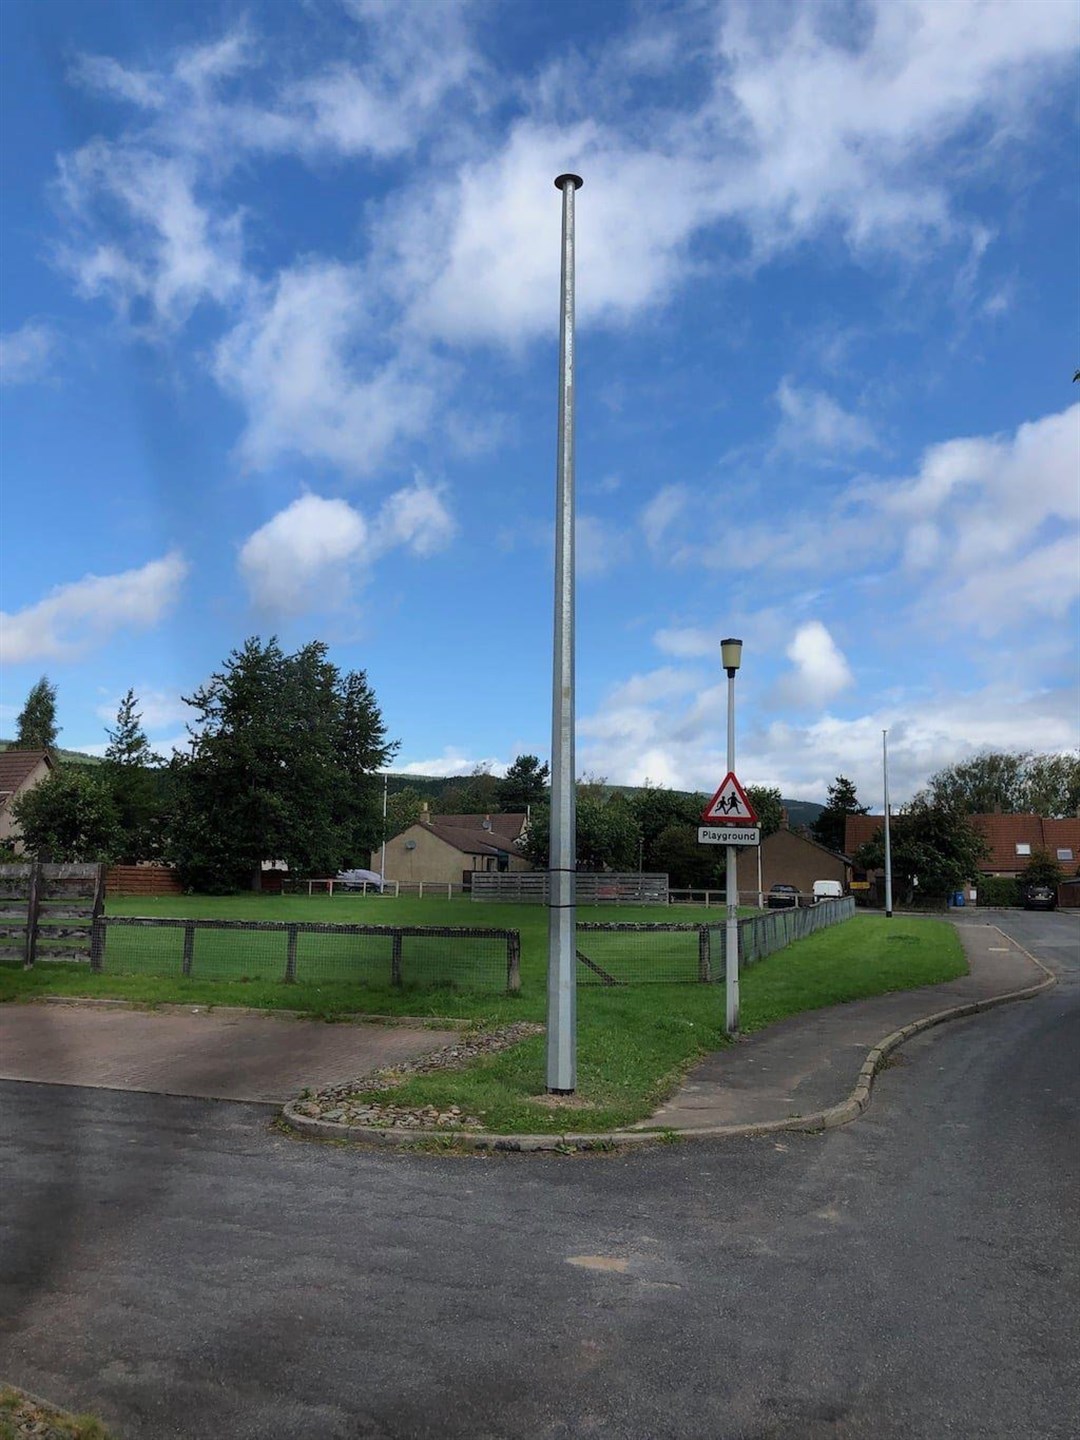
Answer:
[745,785,784,840]
[853,797,988,901]
[811,775,869,853]
[628,783,701,868]
[14,677,59,750]
[496,754,549,813]
[167,637,396,892]
[651,822,724,889]
[1017,850,1064,890]
[520,784,640,872]
[1022,752,1080,818]
[103,690,166,863]
[925,750,1080,818]
[11,766,120,861]
[437,767,501,816]
[385,786,425,839]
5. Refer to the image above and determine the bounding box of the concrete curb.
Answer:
[33,996,469,1029]
[280,926,1057,1154]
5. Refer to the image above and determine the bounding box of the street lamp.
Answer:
[882,730,893,919]
[547,172,583,1095]
[721,637,742,1034]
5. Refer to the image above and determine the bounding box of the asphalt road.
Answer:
[1,910,1077,1439]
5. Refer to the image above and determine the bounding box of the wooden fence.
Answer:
[105,864,183,897]
[471,872,669,905]
[0,863,106,966]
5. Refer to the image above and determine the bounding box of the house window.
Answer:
[1057,848,1074,862]
[1014,843,1031,856]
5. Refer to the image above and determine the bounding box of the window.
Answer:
[1015,843,1031,856]
[1057,848,1074,862]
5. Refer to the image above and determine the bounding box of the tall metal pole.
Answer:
[379,773,388,889]
[725,669,739,1033]
[547,173,583,1094]
[882,730,893,919]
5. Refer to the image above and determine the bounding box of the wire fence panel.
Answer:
[93,917,520,993]
[577,897,856,985]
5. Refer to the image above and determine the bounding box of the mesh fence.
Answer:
[94,918,520,993]
[576,897,856,985]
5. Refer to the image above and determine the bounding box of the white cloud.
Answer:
[777,621,855,708]
[0,552,189,663]
[56,142,245,329]
[640,485,690,551]
[238,481,457,615]
[576,514,632,578]
[774,377,877,456]
[213,261,436,474]
[94,689,189,733]
[0,322,58,386]
[396,748,506,778]
[654,627,717,659]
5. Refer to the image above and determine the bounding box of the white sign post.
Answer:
[700,767,758,1034]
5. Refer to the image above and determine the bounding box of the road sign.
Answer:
[699,825,760,846]
[701,772,758,824]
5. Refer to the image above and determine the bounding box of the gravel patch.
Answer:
[293,1020,544,1131]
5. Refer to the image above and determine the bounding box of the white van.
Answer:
[812,879,844,903]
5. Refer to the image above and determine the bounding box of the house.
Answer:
[372,805,535,888]
[844,812,1080,887]
[0,749,54,850]
[751,811,849,900]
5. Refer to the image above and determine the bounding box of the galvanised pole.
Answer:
[883,730,894,919]
[547,172,583,1094]
[725,668,739,1033]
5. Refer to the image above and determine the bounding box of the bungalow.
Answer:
[753,812,849,899]
[372,805,535,888]
[844,811,1080,886]
[0,749,54,850]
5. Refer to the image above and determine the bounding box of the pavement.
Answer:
[641,916,1054,1135]
[0,1002,461,1105]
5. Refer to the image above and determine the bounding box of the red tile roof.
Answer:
[0,749,52,807]
[845,812,1080,875]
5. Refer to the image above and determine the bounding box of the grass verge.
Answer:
[0,1385,112,1440]
[1,909,966,1135]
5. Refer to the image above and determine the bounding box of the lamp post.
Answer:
[721,637,743,1034]
[882,730,893,919]
[379,773,388,890]
[547,172,583,1095]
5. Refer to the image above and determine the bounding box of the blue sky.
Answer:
[1,0,1078,808]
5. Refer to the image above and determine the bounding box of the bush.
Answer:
[976,875,1019,908]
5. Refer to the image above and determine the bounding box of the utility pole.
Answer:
[882,730,893,919]
[546,173,583,1094]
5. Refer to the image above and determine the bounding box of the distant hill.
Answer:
[0,741,103,766]
[392,773,824,828]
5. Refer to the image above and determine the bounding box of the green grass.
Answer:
[0,1386,112,1440]
[0,900,966,1134]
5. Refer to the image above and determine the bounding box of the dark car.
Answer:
[1022,884,1057,911]
[766,883,800,909]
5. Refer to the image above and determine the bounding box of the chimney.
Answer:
[780,807,790,830]
[482,814,492,831]
[420,802,431,824]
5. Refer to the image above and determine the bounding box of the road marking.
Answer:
[567,1255,629,1273]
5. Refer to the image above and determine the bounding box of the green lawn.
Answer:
[0,901,967,1134]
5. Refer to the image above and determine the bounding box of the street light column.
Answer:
[721,638,743,1034]
[546,173,583,1094]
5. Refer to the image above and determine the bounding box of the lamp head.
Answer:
[720,637,743,677]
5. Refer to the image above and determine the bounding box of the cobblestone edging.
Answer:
[281,928,1057,1154]
[288,1020,545,1132]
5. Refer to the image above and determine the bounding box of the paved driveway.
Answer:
[0,1001,459,1104]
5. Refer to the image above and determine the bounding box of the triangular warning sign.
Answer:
[701,772,758,824]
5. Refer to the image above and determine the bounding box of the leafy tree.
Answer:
[811,775,869,853]
[385,785,425,838]
[103,690,166,863]
[1022,752,1080,818]
[651,822,724,889]
[167,637,396,892]
[1017,850,1064,890]
[11,766,121,861]
[745,784,784,839]
[853,797,988,901]
[521,784,640,872]
[14,676,59,750]
[628,783,702,870]
[437,766,501,816]
[496,754,550,813]
[925,753,1028,814]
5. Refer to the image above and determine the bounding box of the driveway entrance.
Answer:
[0,1001,460,1104]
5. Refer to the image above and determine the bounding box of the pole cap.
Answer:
[554,173,584,190]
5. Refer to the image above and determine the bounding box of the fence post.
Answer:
[182,922,197,977]
[284,924,298,983]
[89,863,107,972]
[23,862,42,969]
[507,931,521,993]
[697,926,711,983]
[391,931,403,987]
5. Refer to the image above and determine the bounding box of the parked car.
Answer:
[1022,884,1057,911]
[336,868,384,892]
[766,883,800,909]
